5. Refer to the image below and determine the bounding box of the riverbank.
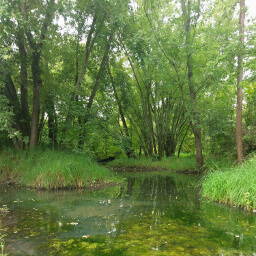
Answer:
[106,155,198,173]
[0,150,200,190]
[0,149,123,190]
[201,154,256,212]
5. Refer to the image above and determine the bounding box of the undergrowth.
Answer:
[201,154,256,211]
[0,149,122,190]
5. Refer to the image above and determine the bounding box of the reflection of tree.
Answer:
[137,176,177,207]
[126,177,136,196]
[116,174,201,226]
[0,220,5,256]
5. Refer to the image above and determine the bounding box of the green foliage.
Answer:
[0,0,256,165]
[202,154,256,211]
[0,93,24,145]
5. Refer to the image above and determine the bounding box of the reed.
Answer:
[201,154,256,211]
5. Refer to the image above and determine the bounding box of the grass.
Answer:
[201,154,256,211]
[106,154,198,172]
[0,149,123,190]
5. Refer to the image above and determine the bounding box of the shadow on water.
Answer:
[1,171,256,255]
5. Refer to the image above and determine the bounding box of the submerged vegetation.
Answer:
[202,154,256,211]
[0,149,123,190]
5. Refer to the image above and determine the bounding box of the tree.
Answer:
[0,0,57,148]
[236,0,246,163]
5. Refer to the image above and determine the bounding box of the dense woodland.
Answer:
[0,0,256,168]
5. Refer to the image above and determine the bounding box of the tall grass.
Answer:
[201,155,256,211]
[107,155,197,171]
[0,149,122,190]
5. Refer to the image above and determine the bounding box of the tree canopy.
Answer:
[1,0,255,166]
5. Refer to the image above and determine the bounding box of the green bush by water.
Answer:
[0,149,122,190]
[202,154,256,211]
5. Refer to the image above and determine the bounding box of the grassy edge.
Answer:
[106,155,198,173]
[201,154,256,212]
[0,149,124,190]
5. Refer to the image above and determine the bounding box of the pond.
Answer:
[1,171,256,255]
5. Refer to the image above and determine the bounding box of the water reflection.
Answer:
[116,174,200,225]
[1,172,256,255]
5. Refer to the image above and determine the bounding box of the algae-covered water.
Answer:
[1,171,256,255]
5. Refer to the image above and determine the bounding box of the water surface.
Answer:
[1,171,256,255]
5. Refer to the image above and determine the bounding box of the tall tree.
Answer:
[236,0,246,163]
[180,0,204,168]
[19,0,56,148]
[0,0,57,148]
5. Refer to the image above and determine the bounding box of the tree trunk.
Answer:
[236,0,245,164]
[77,33,113,148]
[3,73,24,149]
[71,15,99,102]
[20,0,55,148]
[178,125,190,158]
[181,0,204,168]
[123,46,156,158]
[29,51,41,148]
[145,81,157,157]
[107,63,135,158]
[166,130,177,157]
[17,27,30,137]
[47,98,57,146]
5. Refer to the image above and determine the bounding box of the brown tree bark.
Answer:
[236,0,245,164]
